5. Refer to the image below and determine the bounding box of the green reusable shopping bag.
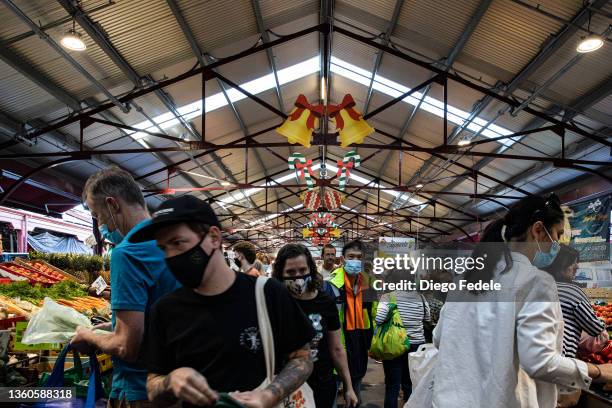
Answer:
[369,300,410,360]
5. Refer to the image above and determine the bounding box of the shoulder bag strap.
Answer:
[419,293,427,320]
[255,276,275,382]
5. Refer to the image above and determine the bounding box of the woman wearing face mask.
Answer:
[407,194,612,408]
[543,245,606,408]
[272,244,359,408]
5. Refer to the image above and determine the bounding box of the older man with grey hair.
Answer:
[71,166,179,408]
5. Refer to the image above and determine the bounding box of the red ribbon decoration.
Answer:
[336,160,354,177]
[328,94,362,130]
[288,95,324,130]
[294,159,315,179]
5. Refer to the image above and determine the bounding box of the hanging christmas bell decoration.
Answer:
[308,212,338,228]
[288,152,315,191]
[329,227,342,238]
[276,95,323,148]
[329,94,374,147]
[311,234,331,246]
[336,150,361,191]
[301,188,344,210]
[302,228,314,238]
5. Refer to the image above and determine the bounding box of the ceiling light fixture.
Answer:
[577,35,604,53]
[577,11,603,53]
[61,20,86,51]
[458,138,471,146]
[416,184,424,188]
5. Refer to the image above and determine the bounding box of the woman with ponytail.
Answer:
[408,194,612,408]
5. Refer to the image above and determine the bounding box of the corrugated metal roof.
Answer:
[259,0,318,29]
[345,0,396,22]
[526,5,612,102]
[89,0,193,76]
[0,59,57,118]
[463,0,566,77]
[0,0,65,39]
[176,0,258,53]
[398,0,482,53]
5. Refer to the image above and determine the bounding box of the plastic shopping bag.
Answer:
[408,343,438,389]
[404,359,436,408]
[21,344,107,408]
[370,303,410,360]
[22,298,92,344]
[578,330,609,358]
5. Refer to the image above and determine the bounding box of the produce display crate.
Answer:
[586,287,612,302]
[0,316,26,330]
[13,259,66,283]
[0,263,55,286]
[17,259,85,283]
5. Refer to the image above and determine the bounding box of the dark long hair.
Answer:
[465,194,564,290]
[541,244,579,283]
[272,244,322,291]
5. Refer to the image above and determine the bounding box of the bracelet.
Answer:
[593,364,602,380]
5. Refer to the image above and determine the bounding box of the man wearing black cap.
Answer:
[131,195,316,408]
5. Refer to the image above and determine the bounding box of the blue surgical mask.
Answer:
[344,259,362,275]
[99,223,123,245]
[532,226,560,268]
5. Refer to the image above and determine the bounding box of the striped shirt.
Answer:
[557,281,605,358]
[375,291,431,345]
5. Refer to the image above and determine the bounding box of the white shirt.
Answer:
[429,252,591,408]
[319,266,335,280]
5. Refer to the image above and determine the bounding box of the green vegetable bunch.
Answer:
[0,281,87,303]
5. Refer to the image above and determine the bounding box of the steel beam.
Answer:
[251,0,285,114]
[2,0,129,112]
[0,45,81,111]
[19,23,324,142]
[400,0,610,205]
[4,137,609,169]
[18,23,607,149]
[383,0,610,210]
[432,75,612,211]
[362,0,404,114]
[378,0,492,180]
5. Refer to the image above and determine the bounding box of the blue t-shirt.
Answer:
[109,219,180,401]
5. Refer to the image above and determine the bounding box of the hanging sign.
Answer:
[568,195,611,262]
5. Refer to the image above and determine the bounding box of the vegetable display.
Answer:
[581,341,612,364]
[593,304,612,326]
[0,281,87,304]
[0,264,55,285]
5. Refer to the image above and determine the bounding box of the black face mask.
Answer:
[234,257,242,269]
[166,238,215,288]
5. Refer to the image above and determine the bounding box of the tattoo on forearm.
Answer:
[266,354,313,402]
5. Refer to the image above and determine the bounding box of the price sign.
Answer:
[91,275,108,295]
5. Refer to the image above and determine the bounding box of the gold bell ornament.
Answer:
[329,228,342,238]
[329,94,374,147]
[302,228,314,238]
[276,95,323,148]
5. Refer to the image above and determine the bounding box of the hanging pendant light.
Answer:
[577,35,604,53]
[577,10,603,53]
[61,20,86,51]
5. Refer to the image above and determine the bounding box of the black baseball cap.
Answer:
[129,195,221,243]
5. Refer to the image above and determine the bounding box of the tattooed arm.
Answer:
[231,344,313,408]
